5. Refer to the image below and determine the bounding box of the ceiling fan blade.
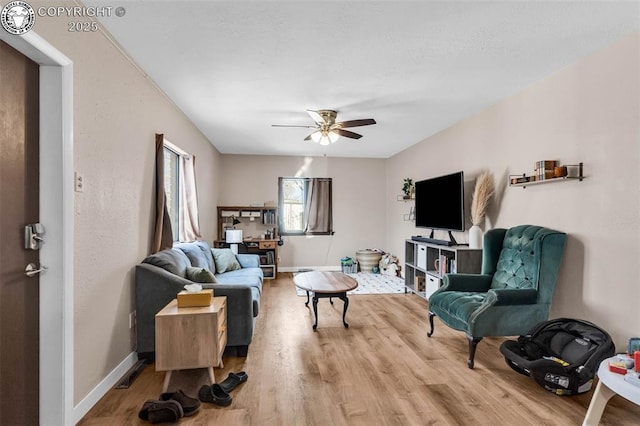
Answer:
[304,131,319,141]
[334,118,376,128]
[306,110,326,125]
[272,124,317,128]
[334,129,362,139]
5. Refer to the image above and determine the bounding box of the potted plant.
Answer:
[402,178,414,199]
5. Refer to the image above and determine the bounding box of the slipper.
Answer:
[218,371,249,393]
[160,389,201,417]
[198,384,232,407]
[138,400,183,423]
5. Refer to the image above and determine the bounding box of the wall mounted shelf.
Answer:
[397,195,415,201]
[509,162,584,189]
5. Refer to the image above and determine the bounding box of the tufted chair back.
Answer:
[486,225,567,305]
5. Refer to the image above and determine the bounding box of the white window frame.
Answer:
[163,139,187,242]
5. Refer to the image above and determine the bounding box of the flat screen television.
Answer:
[414,171,465,232]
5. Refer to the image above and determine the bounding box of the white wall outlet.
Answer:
[74,172,84,192]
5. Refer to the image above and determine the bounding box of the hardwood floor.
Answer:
[79,273,640,425]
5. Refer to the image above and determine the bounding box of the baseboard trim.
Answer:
[279,266,341,273]
[73,351,138,424]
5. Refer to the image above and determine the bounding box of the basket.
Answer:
[340,257,358,274]
[341,262,358,274]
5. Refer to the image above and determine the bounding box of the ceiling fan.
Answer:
[272,109,376,145]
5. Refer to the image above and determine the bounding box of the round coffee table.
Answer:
[582,356,640,425]
[293,271,358,330]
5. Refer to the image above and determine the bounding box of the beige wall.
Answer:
[219,155,387,269]
[387,33,640,349]
[32,3,221,403]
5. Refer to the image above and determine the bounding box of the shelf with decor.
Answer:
[215,205,279,279]
[396,195,415,220]
[509,162,584,189]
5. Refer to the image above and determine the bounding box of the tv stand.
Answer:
[404,239,482,300]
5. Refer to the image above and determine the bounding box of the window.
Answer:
[278,177,333,235]
[162,139,201,243]
[163,146,180,241]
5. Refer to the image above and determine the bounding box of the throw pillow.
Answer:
[185,266,217,283]
[212,248,242,274]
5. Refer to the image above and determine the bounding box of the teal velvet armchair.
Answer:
[427,225,567,368]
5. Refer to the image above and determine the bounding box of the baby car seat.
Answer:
[499,318,615,395]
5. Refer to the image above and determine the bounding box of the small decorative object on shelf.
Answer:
[402,178,414,199]
[402,206,415,222]
[509,162,584,188]
[469,170,494,249]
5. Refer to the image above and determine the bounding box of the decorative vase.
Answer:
[469,225,482,249]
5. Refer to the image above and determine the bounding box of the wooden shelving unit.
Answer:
[216,206,279,279]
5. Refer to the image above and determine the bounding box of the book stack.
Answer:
[534,160,557,181]
[266,251,275,265]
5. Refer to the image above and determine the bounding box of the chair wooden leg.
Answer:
[467,336,482,369]
[427,312,436,337]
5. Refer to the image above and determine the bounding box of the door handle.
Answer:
[25,263,47,277]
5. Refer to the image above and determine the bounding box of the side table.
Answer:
[155,297,227,392]
[582,356,640,425]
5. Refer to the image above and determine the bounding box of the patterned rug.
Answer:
[294,272,405,296]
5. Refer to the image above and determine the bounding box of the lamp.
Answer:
[225,229,243,254]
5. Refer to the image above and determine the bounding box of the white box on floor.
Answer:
[417,244,427,270]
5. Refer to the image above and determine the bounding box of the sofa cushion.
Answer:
[212,248,242,274]
[215,268,263,292]
[429,291,488,332]
[142,249,191,278]
[175,241,215,273]
[185,266,217,283]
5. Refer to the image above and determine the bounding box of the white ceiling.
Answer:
[86,1,639,158]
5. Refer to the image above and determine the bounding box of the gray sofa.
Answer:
[135,240,263,360]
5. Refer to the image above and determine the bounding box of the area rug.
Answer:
[294,272,405,296]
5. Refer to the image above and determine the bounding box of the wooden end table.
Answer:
[155,297,227,392]
[293,271,358,330]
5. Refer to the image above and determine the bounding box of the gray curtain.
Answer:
[304,178,333,234]
[179,154,202,242]
[151,133,174,253]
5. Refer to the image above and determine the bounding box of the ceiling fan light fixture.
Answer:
[274,109,375,144]
[310,131,322,143]
[319,138,330,146]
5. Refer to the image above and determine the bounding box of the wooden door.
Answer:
[0,40,40,425]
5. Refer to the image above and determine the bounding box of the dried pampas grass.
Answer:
[471,170,495,226]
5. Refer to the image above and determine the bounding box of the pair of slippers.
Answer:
[198,371,248,407]
[138,390,200,423]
